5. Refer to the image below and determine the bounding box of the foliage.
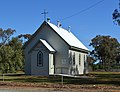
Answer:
[112,6,120,25]
[18,34,31,44]
[0,28,24,74]
[89,35,120,71]
[87,56,95,66]
[0,28,16,45]
[0,46,14,73]
[18,34,31,40]
[8,37,24,71]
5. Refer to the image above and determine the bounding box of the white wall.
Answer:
[32,25,69,74]
[49,54,54,74]
[24,24,69,75]
[68,50,88,75]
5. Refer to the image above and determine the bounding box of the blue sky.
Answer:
[0,0,119,50]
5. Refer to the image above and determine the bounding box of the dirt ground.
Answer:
[0,82,120,92]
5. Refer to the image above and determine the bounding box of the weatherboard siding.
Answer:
[25,24,69,75]
[24,53,31,75]
[31,43,49,76]
[68,50,87,74]
[38,25,69,74]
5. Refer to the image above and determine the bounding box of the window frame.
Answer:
[37,51,43,67]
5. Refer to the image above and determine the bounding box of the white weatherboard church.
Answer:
[24,19,89,76]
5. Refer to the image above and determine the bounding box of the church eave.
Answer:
[70,46,89,54]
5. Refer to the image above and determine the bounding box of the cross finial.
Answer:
[41,9,48,21]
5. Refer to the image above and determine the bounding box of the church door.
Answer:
[49,54,54,74]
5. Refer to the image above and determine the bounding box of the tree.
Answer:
[0,28,16,73]
[18,34,31,44]
[8,37,24,72]
[0,28,16,46]
[0,27,31,74]
[0,46,14,73]
[0,37,24,74]
[18,34,31,40]
[112,9,120,25]
[87,56,96,71]
[89,35,120,71]
[0,28,25,74]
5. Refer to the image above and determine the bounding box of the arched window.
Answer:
[37,51,43,67]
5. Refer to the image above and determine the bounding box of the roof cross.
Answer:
[41,9,48,21]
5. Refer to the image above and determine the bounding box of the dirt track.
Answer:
[0,82,120,92]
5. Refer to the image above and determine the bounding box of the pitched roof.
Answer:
[28,39,55,53]
[24,21,89,52]
[40,39,55,52]
[47,22,89,51]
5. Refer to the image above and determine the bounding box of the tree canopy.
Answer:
[0,28,26,74]
[89,35,120,71]
[0,28,16,46]
[112,9,120,25]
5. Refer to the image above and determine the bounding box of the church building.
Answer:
[24,19,89,76]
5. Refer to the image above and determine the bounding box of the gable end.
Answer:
[46,23,70,47]
[23,21,47,49]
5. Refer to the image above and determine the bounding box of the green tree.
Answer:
[0,46,14,73]
[0,27,31,74]
[0,37,24,74]
[87,56,96,71]
[0,28,16,74]
[8,37,24,72]
[89,35,120,71]
[0,28,25,74]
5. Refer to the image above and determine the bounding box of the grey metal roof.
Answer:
[47,22,89,51]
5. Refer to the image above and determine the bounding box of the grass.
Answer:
[0,72,120,92]
[0,72,120,86]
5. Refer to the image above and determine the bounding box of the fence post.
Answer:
[3,74,4,82]
[61,75,63,85]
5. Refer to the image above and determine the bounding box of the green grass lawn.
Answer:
[0,72,120,86]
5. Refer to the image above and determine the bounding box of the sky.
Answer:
[0,0,119,50]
